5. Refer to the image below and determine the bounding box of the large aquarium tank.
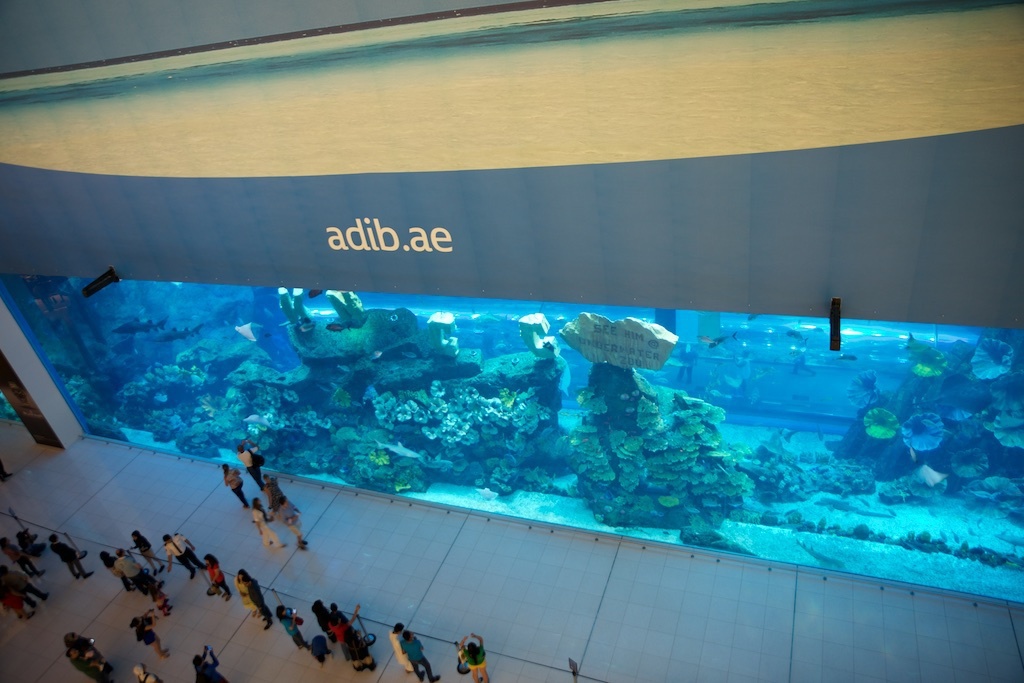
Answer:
[2,274,1022,601]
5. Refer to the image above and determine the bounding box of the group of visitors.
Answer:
[227,439,309,549]
[2,440,492,683]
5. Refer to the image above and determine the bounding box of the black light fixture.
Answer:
[81,266,120,298]
[829,297,842,351]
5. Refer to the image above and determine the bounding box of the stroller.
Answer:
[342,615,378,672]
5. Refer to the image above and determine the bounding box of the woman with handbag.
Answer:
[130,609,169,659]
[204,554,231,600]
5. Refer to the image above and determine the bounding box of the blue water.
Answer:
[2,273,1023,601]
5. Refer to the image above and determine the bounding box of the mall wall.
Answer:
[1,0,1022,329]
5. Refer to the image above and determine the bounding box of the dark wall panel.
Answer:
[1,126,1022,328]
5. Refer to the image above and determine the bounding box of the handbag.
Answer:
[207,584,222,597]
[252,453,266,467]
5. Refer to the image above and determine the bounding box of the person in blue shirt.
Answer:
[193,645,228,682]
[310,635,332,667]
[401,630,440,682]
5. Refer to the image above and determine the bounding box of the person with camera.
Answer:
[193,645,229,682]
[276,604,311,650]
[130,608,169,659]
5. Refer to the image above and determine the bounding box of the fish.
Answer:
[370,350,383,360]
[113,318,168,334]
[374,440,424,461]
[421,458,454,471]
[785,330,805,340]
[234,323,257,342]
[326,323,346,332]
[701,332,738,349]
[814,498,896,518]
[308,289,323,298]
[476,487,499,501]
[362,385,378,403]
[243,414,271,428]
[796,540,846,570]
[838,354,858,361]
[909,446,917,463]
[995,532,1024,548]
[401,352,418,359]
[154,323,203,342]
[747,314,761,321]
[917,464,949,487]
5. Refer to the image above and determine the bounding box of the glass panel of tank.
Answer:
[1,273,1021,601]
[0,391,19,422]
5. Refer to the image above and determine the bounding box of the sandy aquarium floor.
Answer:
[1,420,1023,683]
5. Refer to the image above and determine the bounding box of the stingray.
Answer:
[234,323,257,342]
[917,464,949,487]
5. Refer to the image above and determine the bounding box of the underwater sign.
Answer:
[559,313,677,371]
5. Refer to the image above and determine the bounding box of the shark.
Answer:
[815,497,896,519]
[113,317,167,334]
[154,323,204,342]
[374,440,424,462]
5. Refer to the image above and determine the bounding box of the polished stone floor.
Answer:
[0,421,1022,683]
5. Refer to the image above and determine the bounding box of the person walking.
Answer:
[193,645,228,682]
[459,633,489,683]
[263,474,285,516]
[277,604,311,650]
[49,534,92,579]
[389,623,415,674]
[401,630,441,682]
[1,536,44,576]
[221,464,250,508]
[99,550,134,592]
[204,554,231,600]
[251,498,284,548]
[0,565,49,606]
[131,608,169,659]
[237,569,273,629]
[162,532,203,578]
[131,531,164,574]
[237,438,265,490]
[115,549,161,595]
[277,496,309,549]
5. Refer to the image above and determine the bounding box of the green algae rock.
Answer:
[864,408,899,439]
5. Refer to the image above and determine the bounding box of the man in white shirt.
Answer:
[162,533,204,579]
[237,438,265,490]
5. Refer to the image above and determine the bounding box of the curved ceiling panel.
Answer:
[1,1,1022,177]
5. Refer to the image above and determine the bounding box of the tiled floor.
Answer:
[0,421,1021,683]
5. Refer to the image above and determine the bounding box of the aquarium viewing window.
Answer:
[2,274,1022,602]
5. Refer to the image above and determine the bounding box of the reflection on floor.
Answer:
[0,421,1021,683]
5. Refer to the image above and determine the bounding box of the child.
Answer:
[150,583,173,616]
